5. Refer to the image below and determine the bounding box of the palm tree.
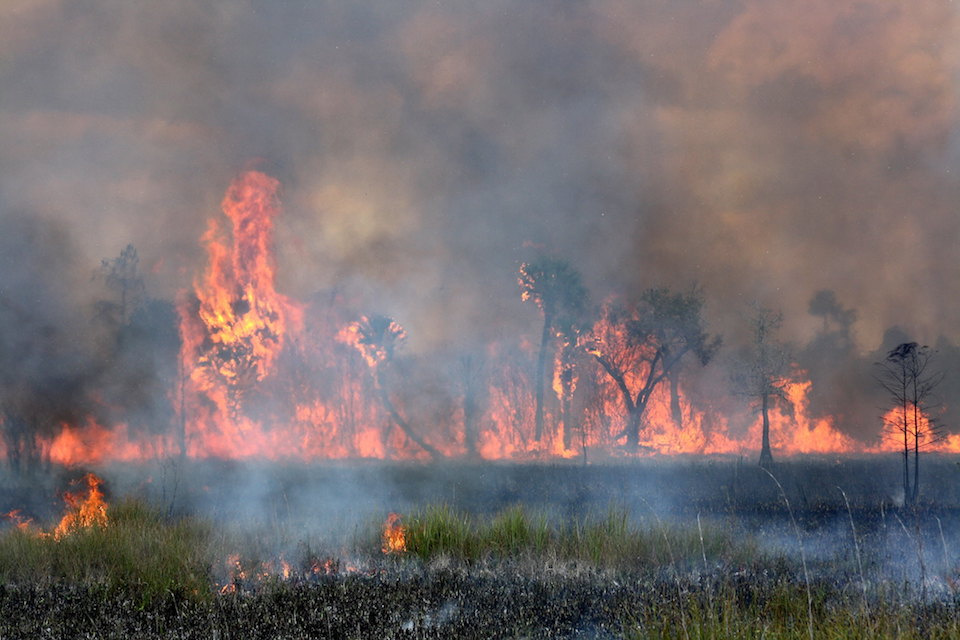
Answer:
[518,258,588,443]
[348,314,441,459]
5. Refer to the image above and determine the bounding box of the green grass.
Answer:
[0,498,212,605]
[397,504,758,570]
[4,496,960,638]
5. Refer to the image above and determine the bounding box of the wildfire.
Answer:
[2,509,33,531]
[23,171,960,465]
[381,512,406,554]
[52,473,108,539]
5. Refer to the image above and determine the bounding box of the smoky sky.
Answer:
[1,0,959,354]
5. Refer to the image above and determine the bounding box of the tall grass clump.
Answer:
[395,504,756,570]
[402,505,478,560]
[0,498,213,604]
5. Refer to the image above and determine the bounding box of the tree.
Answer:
[347,314,441,459]
[457,352,487,459]
[518,258,588,443]
[808,289,857,339]
[875,342,943,505]
[553,314,588,451]
[799,290,862,431]
[587,287,720,451]
[731,304,789,468]
[96,244,146,328]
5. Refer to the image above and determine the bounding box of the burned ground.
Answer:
[3,456,960,638]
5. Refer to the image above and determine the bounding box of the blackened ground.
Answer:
[0,567,649,639]
[4,563,959,640]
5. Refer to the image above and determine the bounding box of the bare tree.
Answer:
[731,304,790,468]
[457,352,486,459]
[96,244,146,327]
[348,314,442,459]
[518,258,588,443]
[875,342,944,505]
[587,287,720,451]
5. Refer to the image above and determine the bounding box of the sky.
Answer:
[1,0,959,354]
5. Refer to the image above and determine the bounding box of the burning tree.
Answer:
[345,314,441,459]
[875,342,944,505]
[586,288,720,451]
[518,258,588,444]
[731,305,790,468]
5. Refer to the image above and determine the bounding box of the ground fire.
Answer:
[9,170,957,467]
[381,513,406,555]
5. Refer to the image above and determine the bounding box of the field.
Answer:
[3,455,960,638]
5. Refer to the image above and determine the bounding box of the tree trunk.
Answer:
[913,400,920,504]
[625,404,642,450]
[669,370,683,428]
[534,311,553,442]
[561,394,574,451]
[759,392,773,468]
[902,394,911,505]
[375,374,441,459]
[462,375,480,460]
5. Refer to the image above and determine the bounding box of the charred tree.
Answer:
[588,287,720,451]
[554,316,588,452]
[457,353,486,459]
[731,304,789,468]
[875,342,943,505]
[348,314,442,459]
[518,258,588,444]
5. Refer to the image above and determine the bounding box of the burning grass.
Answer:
[4,459,960,637]
[0,498,211,605]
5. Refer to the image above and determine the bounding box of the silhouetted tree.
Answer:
[731,305,789,468]
[0,215,97,473]
[875,342,943,505]
[554,315,589,451]
[799,290,864,430]
[518,258,588,443]
[349,314,441,459]
[587,287,720,451]
[96,244,145,328]
[808,290,857,339]
[457,352,487,459]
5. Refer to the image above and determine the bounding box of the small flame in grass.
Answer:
[52,473,108,539]
[2,509,33,531]
[381,512,406,554]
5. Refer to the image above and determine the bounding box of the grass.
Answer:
[0,498,212,605]
[398,504,759,570]
[4,492,960,637]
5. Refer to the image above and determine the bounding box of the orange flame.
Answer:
[52,473,108,539]
[22,172,960,464]
[381,512,406,554]
[3,509,33,532]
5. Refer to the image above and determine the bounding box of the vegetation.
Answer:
[4,459,960,637]
[587,287,721,451]
[518,257,590,444]
[399,504,755,570]
[731,304,790,468]
[0,498,211,606]
[875,342,944,505]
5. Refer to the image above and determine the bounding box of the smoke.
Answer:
[1,0,959,451]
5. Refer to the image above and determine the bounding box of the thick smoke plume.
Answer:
[1,1,960,454]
